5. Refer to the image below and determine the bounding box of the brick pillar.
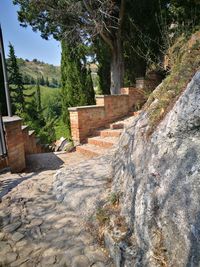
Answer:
[3,116,26,173]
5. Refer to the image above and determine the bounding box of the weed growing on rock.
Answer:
[145,31,200,136]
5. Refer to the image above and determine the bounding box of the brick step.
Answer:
[110,123,124,129]
[98,129,123,138]
[76,144,108,157]
[87,136,118,148]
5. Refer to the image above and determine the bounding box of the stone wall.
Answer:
[69,88,145,144]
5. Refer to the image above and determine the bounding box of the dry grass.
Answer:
[152,229,169,267]
[145,31,200,136]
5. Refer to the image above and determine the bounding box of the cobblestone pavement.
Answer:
[0,152,114,267]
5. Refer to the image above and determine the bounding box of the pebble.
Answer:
[16,239,28,247]
[3,222,22,233]
[6,252,18,264]
[30,218,43,227]
[41,255,56,265]
[11,232,24,242]
[0,241,11,254]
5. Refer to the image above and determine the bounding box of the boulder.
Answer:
[110,71,200,266]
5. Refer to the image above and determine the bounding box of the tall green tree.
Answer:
[40,75,45,86]
[45,76,49,87]
[13,0,126,94]
[94,38,111,95]
[7,43,25,115]
[36,80,42,112]
[61,41,95,124]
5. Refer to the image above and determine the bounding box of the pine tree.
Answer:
[31,77,35,84]
[40,75,45,86]
[7,43,25,115]
[61,41,95,124]
[94,38,111,95]
[36,80,42,112]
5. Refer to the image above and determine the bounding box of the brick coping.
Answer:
[95,94,129,98]
[68,105,104,111]
[3,116,22,124]
[28,130,35,136]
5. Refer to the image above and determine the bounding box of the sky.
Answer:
[0,0,61,66]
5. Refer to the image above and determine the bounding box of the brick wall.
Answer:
[69,87,145,144]
[3,116,26,173]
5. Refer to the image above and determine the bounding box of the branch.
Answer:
[99,31,114,51]
[119,0,126,34]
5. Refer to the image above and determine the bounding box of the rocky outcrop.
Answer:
[110,71,200,266]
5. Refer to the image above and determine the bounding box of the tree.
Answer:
[94,38,111,95]
[61,41,95,124]
[7,43,25,114]
[36,80,42,112]
[30,77,35,85]
[23,74,31,84]
[40,75,45,86]
[13,0,127,94]
[51,78,58,88]
[45,76,49,87]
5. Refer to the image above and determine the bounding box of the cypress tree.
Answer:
[45,76,49,87]
[95,39,111,95]
[61,41,95,124]
[40,75,45,86]
[7,43,25,114]
[36,80,42,112]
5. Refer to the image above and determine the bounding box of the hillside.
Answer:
[15,58,61,86]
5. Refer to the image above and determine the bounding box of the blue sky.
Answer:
[0,0,61,66]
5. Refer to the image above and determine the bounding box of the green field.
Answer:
[24,85,71,140]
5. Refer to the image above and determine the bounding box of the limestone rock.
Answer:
[110,71,200,266]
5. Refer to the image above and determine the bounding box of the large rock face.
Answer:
[111,71,200,266]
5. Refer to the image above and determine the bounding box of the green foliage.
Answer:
[146,31,200,135]
[96,207,110,225]
[11,57,61,87]
[54,119,71,140]
[7,43,26,114]
[61,41,95,124]
[108,192,121,206]
[94,38,111,95]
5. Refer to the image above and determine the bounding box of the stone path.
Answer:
[0,151,114,267]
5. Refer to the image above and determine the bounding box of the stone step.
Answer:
[87,136,118,148]
[76,144,108,157]
[99,129,123,138]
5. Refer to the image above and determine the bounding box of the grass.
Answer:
[145,31,200,136]
[24,85,61,105]
[54,119,71,140]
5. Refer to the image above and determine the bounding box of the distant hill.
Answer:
[11,58,61,87]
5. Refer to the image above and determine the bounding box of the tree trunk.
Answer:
[110,39,124,95]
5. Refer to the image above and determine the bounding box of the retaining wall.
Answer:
[69,87,145,144]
